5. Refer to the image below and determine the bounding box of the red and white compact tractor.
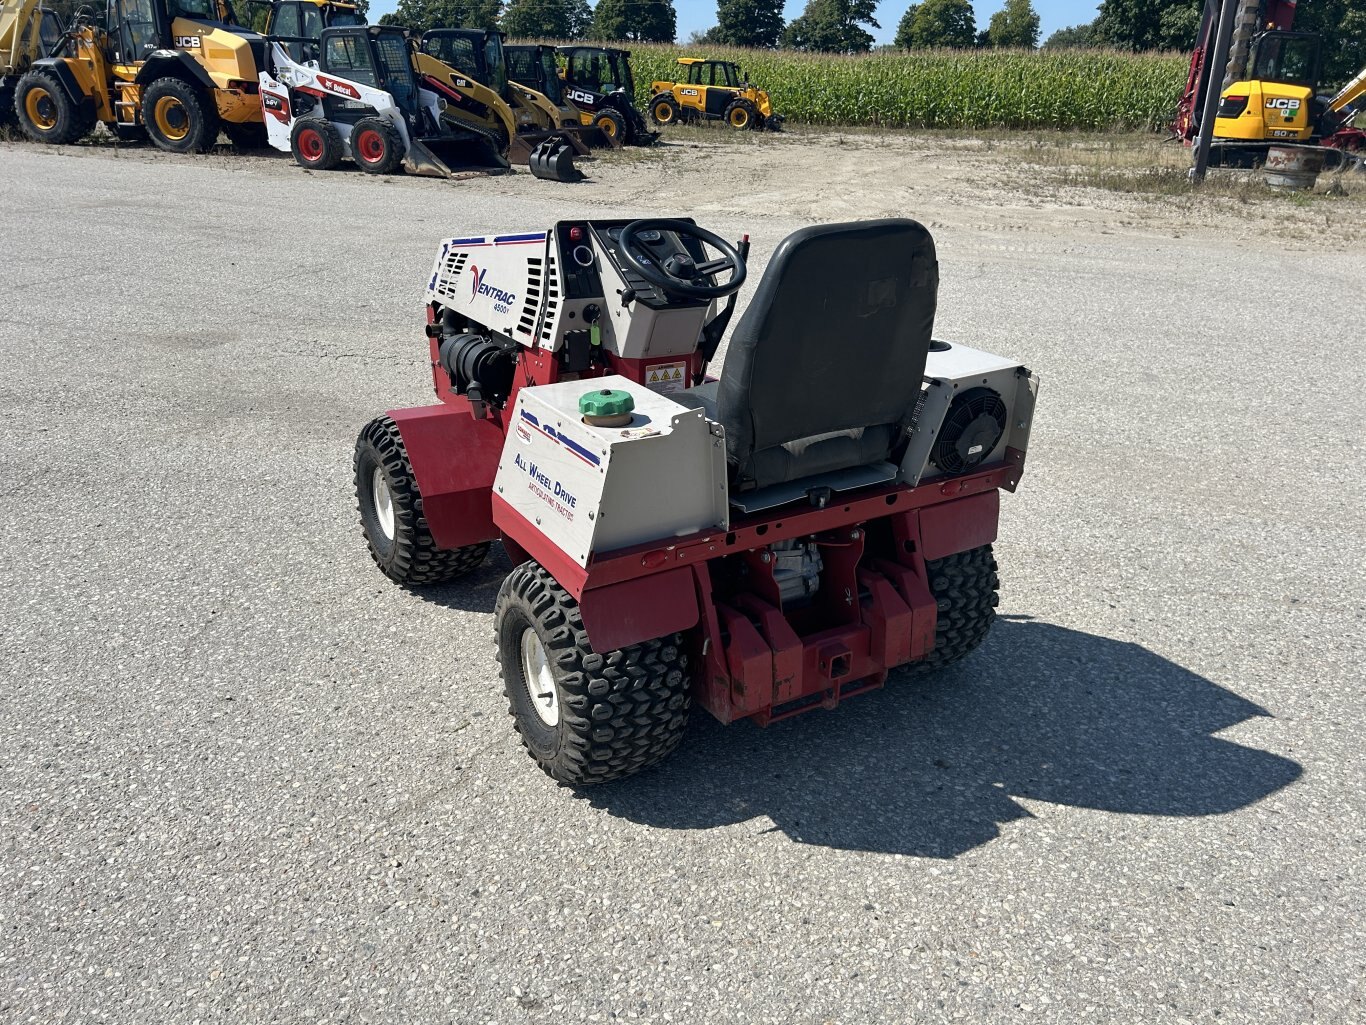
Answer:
[353,218,1039,783]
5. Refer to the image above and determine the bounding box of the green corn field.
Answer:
[623,45,1189,132]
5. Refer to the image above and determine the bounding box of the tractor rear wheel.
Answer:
[724,98,759,130]
[649,94,679,127]
[291,118,342,170]
[353,415,490,585]
[142,77,219,154]
[351,116,403,174]
[495,561,692,785]
[14,71,92,145]
[593,108,626,145]
[912,544,999,675]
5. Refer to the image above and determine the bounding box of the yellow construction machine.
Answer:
[1,0,63,121]
[648,57,782,131]
[416,27,593,164]
[12,0,266,151]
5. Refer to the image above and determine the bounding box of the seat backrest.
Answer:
[714,219,938,492]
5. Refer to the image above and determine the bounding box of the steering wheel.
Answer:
[618,218,746,302]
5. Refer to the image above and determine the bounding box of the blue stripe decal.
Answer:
[559,435,601,465]
[519,408,600,465]
[449,236,487,245]
[494,232,545,244]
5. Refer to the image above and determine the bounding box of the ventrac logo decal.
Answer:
[317,75,360,99]
[469,265,517,314]
[1265,98,1302,110]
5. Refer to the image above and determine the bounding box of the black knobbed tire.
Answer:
[912,544,1000,675]
[224,121,268,150]
[291,118,343,170]
[495,561,692,785]
[142,77,219,154]
[14,71,93,145]
[593,107,626,144]
[353,415,490,586]
[351,116,403,174]
[648,94,679,126]
[724,98,759,130]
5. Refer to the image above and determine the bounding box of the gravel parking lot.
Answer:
[2,136,1363,1024]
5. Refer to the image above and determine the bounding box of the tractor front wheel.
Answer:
[724,98,759,131]
[353,415,490,585]
[351,117,403,174]
[291,118,343,170]
[14,71,93,145]
[649,94,679,127]
[142,77,219,154]
[495,561,692,785]
[593,108,626,145]
[912,544,999,675]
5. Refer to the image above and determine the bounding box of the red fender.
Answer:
[389,399,505,550]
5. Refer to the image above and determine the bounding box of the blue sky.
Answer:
[366,1,1104,45]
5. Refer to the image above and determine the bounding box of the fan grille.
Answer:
[931,387,1007,475]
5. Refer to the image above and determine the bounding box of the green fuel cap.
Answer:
[579,388,634,418]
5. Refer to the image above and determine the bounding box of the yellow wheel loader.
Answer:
[416,27,594,164]
[12,0,266,152]
[1,0,63,122]
[648,57,782,131]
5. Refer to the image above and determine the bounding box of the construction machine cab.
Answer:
[419,27,507,96]
[561,44,633,96]
[1249,31,1322,88]
[251,0,359,62]
[319,24,419,114]
[505,42,563,106]
[681,58,742,88]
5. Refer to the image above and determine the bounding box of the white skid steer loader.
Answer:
[259,23,507,177]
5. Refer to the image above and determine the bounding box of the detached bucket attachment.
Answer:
[527,137,584,182]
[509,129,591,165]
[422,129,511,177]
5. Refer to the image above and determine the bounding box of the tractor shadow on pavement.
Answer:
[581,617,1304,858]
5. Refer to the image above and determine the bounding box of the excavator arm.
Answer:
[1328,67,1366,114]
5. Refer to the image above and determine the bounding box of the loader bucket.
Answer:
[527,137,584,183]
[576,124,620,150]
[417,130,511,177]
[403,138,457,179]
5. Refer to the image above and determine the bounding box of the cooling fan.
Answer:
[931,387,1008,474]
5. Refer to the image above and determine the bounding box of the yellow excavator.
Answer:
[1,0,62,121]
[12,0,266,151]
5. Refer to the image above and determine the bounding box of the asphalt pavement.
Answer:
[1,143,1363,1024]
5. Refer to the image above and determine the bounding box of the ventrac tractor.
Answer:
[353,218,1039,784]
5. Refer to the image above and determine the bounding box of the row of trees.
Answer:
[374,0,1365,79]
[379,0,672,41]
[1048,0,1365,84]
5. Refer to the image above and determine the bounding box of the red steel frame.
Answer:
[393,300,1027,726]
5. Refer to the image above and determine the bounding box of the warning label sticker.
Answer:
[645,361,687,394]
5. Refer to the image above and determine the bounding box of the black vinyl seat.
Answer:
[677,218,938,493]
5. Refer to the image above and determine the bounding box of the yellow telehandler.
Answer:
[12,0,265,152]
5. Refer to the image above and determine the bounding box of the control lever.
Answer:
[695,233,750,384]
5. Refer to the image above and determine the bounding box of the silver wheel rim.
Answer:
[519,627,559,727]
[371,467,395,541]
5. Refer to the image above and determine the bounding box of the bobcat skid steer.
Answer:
[259,23,507,177]
[353,218,1040,784]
